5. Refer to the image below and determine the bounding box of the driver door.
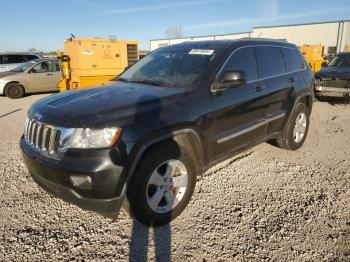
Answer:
[210,47,269,161]
[26,61,60,92]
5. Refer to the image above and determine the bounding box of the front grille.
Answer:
[24,118,61,159]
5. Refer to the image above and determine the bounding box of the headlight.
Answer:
[63,127,121,149]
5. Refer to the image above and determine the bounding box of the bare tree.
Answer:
[28,47,37,53]
[165,26,183,38]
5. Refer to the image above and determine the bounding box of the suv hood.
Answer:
[29,81,191,128]
[315,66,350,79]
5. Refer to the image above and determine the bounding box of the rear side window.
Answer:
[222,47,257,82]
[281,48,305,71]
[256,46,286,78]
[25,55,39,61]
[5,55,26,64]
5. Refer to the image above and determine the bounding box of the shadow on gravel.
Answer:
[316,96,350,106]
[0,108,21,118]
[129,221,171,262]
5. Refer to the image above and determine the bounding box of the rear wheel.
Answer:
[5,83,25,99]
[126,141,197,226]
[276,103,310,150]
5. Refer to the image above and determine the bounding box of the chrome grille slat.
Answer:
[24,117,62,160]
[41,127,49,152]
[49,129,57,155]
[35,124,42,149]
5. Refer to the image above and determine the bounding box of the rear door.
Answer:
[255,46,292,136]
[210,47,268,160]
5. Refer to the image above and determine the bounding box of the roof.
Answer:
[0,52,41,56]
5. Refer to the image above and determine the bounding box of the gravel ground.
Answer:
[0,94,349,261]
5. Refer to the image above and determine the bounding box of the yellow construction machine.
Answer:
[57,37,139,91]
[299,44,328,72]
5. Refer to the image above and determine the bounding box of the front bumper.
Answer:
[20,137,127,218]
[314,85,350,97]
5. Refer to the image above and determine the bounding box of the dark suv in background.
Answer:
[21,39,313,226]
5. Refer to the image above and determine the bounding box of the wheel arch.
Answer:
[287,92,313,124]
[4,81,26,93]
[126,128,205,185]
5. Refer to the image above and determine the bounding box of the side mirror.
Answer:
[321,62,328,68]
[212,70,246,93]
[221,70,246,85]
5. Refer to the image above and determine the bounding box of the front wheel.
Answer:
[126,140,197,226]
[5,83,25,99]
[276,103,310,150]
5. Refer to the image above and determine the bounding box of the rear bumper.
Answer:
[20,137,126,218]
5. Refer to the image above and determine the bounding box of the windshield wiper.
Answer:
[117,77,130,82]
[130,79,163,86]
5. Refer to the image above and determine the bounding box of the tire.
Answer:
[4,83,25,99]
[276,103,310,151]
[126,140,197,226]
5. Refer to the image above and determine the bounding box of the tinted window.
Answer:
[31,61,53,73]
[223,47,257,81]
[25,55,39,61]
[328,54,350,67]
[5,55,26,64]
[256,47,286,78]
[281,48,305,71]
[0,55,3,64]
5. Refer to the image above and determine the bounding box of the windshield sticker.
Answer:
[189,49,214,55]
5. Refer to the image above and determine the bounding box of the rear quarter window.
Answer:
[281,48,305,71]
[256,46,286,78]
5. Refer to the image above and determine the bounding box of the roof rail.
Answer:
[239,37,288,42]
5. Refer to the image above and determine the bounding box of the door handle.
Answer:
[253,86,265,92]
[288,78,295,83]
[47,73,53,76]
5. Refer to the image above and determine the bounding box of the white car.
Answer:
[0,53,41,72]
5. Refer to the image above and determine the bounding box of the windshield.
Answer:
[117,47,220,88]
[327,54,350,67]
[11,60,38,72]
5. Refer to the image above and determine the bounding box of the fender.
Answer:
[286,91,313,125]
[125,128,205,185]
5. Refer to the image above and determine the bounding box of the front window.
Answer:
[31,61,53,73]
[328,54,350,67]
[117,47,221,88]
[11,60,38,72]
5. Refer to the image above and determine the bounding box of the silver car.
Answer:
[0,59,61,98]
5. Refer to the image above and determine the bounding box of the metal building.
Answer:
[150,20,350,54]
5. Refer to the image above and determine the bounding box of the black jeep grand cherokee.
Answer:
[21,39,313,226]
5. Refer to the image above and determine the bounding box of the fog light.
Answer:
[70,175,92,190]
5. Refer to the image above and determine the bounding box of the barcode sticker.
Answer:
[189,49,214,55]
